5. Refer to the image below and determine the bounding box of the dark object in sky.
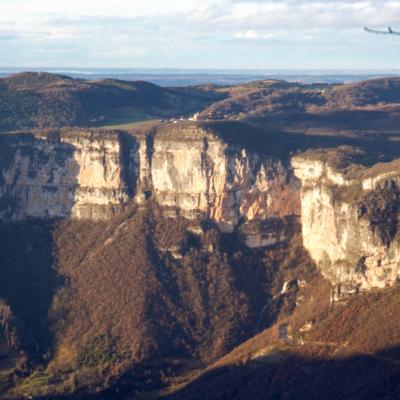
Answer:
[364,26,400,36]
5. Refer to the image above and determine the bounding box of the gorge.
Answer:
[2,124,399,298]
[1,73,400,399]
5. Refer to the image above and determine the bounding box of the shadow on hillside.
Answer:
[0,220,61,354]
[200,120,400,165]
[0,133,80,355]
[261,109,393,132]
[161,346,400,400]
[31,346,400,400]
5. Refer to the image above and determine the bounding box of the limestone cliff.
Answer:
[3,125,400,296]
[0,132,131,220]
[2,125,400,298]
[292,156,400,300]
[136,126,299,233]
[0,125,299,247]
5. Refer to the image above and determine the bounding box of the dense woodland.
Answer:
[0,72,221,131]
[0,202,318,398]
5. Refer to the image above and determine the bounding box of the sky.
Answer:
[1,0,400,70]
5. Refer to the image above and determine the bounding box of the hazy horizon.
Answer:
[2,67,400,73]
[3,67,400,86]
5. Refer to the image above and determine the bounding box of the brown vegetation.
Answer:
[0,72,221,131]
[0,204,319,398]
[358,180,400,247]
[164,280,400,400]
[2,74,400,399]
[200,77,400,136]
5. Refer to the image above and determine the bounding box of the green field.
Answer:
[96,115,161,130]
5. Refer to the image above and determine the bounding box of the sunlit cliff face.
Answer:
[2,126,400,301]
[0,127,299,240]
[292,156,400,300]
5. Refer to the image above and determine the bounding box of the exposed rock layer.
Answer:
[292,156,400,300]
[2,125,400,297]
[0,126,300,245]
[0,132,129,220]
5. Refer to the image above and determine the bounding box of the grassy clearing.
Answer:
[97,116,160,130]
[7,371,55,399]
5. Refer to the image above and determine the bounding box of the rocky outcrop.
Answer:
[0,132,132,220]
[138,126,300,233]
[0,125,299,247]
[0,300,31,352]
[292,156,400,300]
[3,125,400,295]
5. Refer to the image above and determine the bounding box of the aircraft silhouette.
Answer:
[364,26,400,35]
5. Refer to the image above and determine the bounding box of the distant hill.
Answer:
[328,77,400,106]
[3,73,400,134]
[200,77,400,134]
[0,72,222,131]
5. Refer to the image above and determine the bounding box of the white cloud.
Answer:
[1,0,400,68]
[215,0,400,30]
[0,0,200,18]
[235,30,276,39]
[2,0,400,42]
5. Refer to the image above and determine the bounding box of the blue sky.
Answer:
[1,0,400,69]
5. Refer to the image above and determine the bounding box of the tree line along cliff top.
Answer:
[3,71,400,172]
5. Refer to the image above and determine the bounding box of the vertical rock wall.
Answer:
[292,156,400,299]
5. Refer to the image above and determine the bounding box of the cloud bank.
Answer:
[1,0,400,69]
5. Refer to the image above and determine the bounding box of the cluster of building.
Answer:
[169,112,200,124]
